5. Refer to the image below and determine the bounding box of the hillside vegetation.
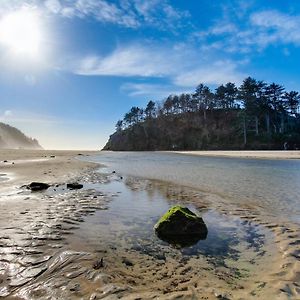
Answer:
[0,122,42,149]
[104,77,300,151]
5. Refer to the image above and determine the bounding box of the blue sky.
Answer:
[0,0,300,149]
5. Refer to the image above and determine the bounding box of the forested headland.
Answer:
[103,77,300,151]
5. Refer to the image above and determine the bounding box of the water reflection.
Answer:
[84,152,300,223]
[73,171,268,263]
[155,229,208,248]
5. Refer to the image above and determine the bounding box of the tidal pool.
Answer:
[68,169,270,266]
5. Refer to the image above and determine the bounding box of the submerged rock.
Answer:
[67,183,83,190]
[27,182,50,191]
[154,205,208,247]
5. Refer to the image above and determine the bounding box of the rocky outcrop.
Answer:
[154,205,208,247]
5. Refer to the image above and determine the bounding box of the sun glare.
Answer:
[0,8,42,58]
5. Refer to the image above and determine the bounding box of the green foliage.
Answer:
[104,78,300,151]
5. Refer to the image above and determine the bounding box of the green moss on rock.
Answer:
[154,205,208,247]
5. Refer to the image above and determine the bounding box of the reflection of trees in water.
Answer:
[124,176,210,209]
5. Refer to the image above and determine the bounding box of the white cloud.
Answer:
[44,0,61,14]
[250,10,300,46]
[73,44,181,77]
[61,0,139,28]
[0,0,189,29]
[0,110,59,124]
[42,0,189,29]
[199,22,237,37]
[174,60,245,87]
[71,42,246,89]
[121,82,191,97]
[198,10,300,54]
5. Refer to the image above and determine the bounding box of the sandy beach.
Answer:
[174,150,300,159]
[0,150,299,299]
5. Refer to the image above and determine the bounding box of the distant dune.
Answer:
[0,122,42,149]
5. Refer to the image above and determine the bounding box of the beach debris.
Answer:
[67,183,83,190]
[93,258,104,269]
[154,205,208,247]
[50,155,55,158]
[3,160,8,163]
[122,258,133,267]
[26,182,50,191]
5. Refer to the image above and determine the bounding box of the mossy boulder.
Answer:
[154,205,208,247]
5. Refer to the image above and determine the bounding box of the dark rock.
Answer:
[112,170,116,174]
[93,258,104,269]
[154,205,208,247]
[3,160,8,163]
[27,182,50,191]
[67,183,83,190]
[122,258,133,267]
[50,155,55,158]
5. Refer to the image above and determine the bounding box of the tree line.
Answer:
[114,77,300,148]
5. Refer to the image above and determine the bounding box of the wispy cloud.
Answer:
[173,60,245,87]
[71,42,246,88]
[0,0,190,30]
[73,44,184,77]
[250,10,300,46]
[0,110,59,125]
[198,9,300,54]
[121,82,191,98]
[43,0,189,29]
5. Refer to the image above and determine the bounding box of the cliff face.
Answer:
[103,110,300,151]
[0,122,42,149]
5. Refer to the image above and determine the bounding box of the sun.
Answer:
[0,8,42,58]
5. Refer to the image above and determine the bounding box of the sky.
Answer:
[0,0,300,150]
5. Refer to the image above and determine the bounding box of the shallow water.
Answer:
[85,152,300,223]
[69,171,269,266]
[0,174,8,182]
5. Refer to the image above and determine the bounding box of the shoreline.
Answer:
[0,150,299,299]
[173,150,300,159]
[0,149,100,191]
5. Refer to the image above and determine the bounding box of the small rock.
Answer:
[93,258,104,269]
[67,183,83,190]
[122,258,133,267]
[26,182,50,191]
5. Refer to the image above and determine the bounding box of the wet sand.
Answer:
[0,150,299,299]
[175,150,300,159]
